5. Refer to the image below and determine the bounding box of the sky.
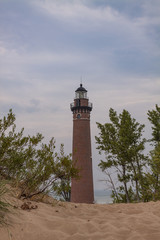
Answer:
[0,0,160,191]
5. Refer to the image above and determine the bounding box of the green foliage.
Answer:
[111,186,137,203]
[52,144,79,201]
[147,104,160,145]
[0,109,29,178]
[144,104,160,201]
[17,137,57,198]
[145,143,160,201]
[96,104,160,203]
[96,108,147,203]
[0,109,78,201]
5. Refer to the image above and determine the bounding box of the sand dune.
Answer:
[1,194,160,240]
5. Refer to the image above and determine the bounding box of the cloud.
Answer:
[31,0,160,76]
[35,0,121,24]
[0,41,80,66]
[1,0,160,81]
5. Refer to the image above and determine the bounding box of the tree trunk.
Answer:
[105,170,119,202]
[122,166,130,203]
[136,158,145,201]
[130,161,140,202]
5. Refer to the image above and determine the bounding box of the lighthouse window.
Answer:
[79,92,84,98]
[75,92,79,98]
[84,92,87,98]
[75,92,87,99]
[77,114,81,119]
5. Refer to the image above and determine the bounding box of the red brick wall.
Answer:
[71,111,94,203]
[80,98,88,106]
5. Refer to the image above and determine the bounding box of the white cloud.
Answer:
[0,46,7,55]
[0,42,80,66]
[32,0,160,58]
[34,0,120,23]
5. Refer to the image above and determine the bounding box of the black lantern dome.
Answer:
[75,84,87,93]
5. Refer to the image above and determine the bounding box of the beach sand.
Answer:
[1,193,160,240]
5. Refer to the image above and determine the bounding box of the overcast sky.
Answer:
[0,0,160,191]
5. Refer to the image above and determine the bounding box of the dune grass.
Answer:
[0,181,9,225]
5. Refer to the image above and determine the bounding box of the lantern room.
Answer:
[75,84,87,99]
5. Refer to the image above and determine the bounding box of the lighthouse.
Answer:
[70,84,94,203]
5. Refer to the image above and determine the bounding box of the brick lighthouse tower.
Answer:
[70,84,94,204]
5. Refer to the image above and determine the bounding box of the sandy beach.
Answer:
[1,192,160,240]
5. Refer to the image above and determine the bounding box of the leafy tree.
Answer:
[145,144,160,201]
[146,104,160,200]
[0,109,79,200]
[52,144,79,201]
[0,109,30,179]
[0,109,55,198]
[96,108,147,203]
[148,104,160,145]
[17,137,57,198]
